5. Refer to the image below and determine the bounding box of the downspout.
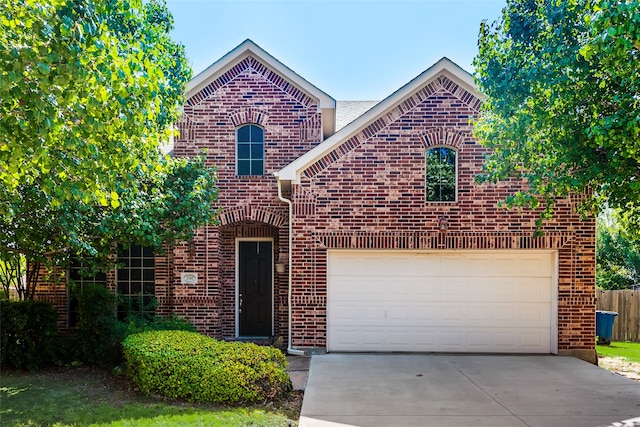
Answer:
[275,173,306,356]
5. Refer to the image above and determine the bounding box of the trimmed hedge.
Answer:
[122,330,291,404]
[0,299,58,370]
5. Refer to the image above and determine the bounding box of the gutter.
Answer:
[275,173,306,356]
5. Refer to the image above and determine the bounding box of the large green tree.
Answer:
[597,210,640,289]
[473,0,640,233]
[0,0,218,298]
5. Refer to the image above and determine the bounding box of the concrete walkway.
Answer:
[299,354,640,427]
[287,355,310,391]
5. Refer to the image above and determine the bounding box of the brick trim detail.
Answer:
[421,127,469,149]
[177,113,197,144]
[219,205,288,228]
[229,108,269,127]
[186,57,319,108]
[313,231,573,250]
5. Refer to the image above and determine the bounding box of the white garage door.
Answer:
[327,251,556,353]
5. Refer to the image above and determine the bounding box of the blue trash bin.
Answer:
[596,310,618,345]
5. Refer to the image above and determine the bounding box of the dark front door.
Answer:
[238,241,273,336]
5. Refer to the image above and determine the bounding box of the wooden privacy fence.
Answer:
[596,289,640,342]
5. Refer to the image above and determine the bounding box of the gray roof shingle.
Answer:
[335,101,379,131]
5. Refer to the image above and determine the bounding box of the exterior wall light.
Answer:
[439,216,448,231]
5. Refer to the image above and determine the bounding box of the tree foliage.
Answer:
[473,0,640,233]
[596,211,640,289]
[0,0,218,297]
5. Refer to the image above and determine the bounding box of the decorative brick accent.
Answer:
[228,107,269,127]
[421,127,468,149]
[219,205,287,228]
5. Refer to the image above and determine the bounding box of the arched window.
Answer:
[425,147,457,202]
[236,124,264,176]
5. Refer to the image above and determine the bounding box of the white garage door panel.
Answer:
[331,301,549,327]
[332,277,551,303]
[331,326,551,352]
[328,251,555,353]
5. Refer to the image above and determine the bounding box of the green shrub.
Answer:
[71,283,126,366]
[63,284,198,367]
[122,330,291,404]
[124,312,197,336]
[0,299,58,370]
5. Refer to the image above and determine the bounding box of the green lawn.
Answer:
[596,341,640,364]
[0,367,299,426]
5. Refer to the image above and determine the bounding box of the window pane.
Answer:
[251,160,264,175]
[237,125,250,142]
[426,147,456,202]
[238,160,250,175]
[143,269,154,281]
[238,144,250,159]
[131,245,141,257]
[131,282,141,295]
[250,143,263,158]
[441,186,455,202]
[251,126,263,142]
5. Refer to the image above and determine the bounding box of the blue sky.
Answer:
[165,0,507,100]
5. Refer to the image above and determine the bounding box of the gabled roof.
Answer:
[275,57,482,183]
[186,39,335,110]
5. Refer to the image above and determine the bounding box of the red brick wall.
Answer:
[166,55,324,338]
[289,75,596,359]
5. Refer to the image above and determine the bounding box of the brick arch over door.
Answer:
[219,205,288,229]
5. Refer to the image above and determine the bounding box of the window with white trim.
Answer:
[236,124,264,176]
[425,147,457,202]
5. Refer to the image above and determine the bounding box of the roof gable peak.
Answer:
[276,57,483,183]
[186,39,335,110]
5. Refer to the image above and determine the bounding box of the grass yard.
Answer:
[0,366,301,427]
[596,341,640,364]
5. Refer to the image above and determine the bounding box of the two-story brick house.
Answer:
[38,39,597,362]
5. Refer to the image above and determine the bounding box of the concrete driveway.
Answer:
[299,354,640,427]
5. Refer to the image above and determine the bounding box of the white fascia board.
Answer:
[277,57,483,183]
[186,39,335,110]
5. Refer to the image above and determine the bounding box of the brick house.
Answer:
[38,39,596,362]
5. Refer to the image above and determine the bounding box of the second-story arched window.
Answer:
[425,147,457,202]
[236,124,264,176]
